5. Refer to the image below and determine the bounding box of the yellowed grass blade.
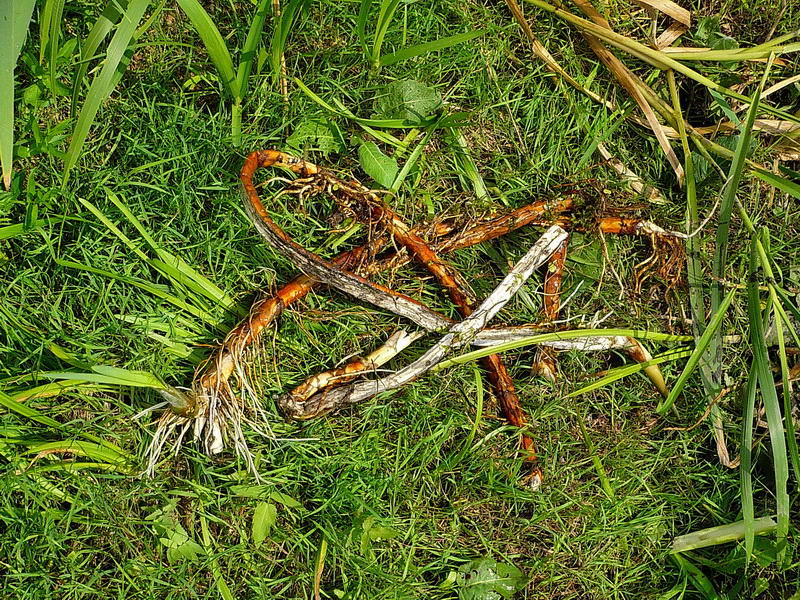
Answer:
[762,73,800,100]
[655,22,688,49]
[503,0,616,112]
[660,47,791,66]
[632,0,690,27]
[659,119,800,138]
[505,0,669,198]
[570,0,684,184]
[596,142,666,202]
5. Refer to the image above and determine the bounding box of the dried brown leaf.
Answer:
[655,22,688,49]
[632,0,691,27]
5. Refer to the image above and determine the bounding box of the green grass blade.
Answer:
[380,30,485,67]
[10,380,106,402]
[671,516,776,553]
[104,188,160,250]
[84,193,240,313]
[671,555,721,600]
[234,0,271,99]
[62,0,150,184]
[370,0,401,69]
[271,0,308,85]
[56,258,225,330]
[658,42,800,61]
[390,124,439,193]
[357,0,372,59]
[433,329,692,371]
[774,286,800,331]
[0,215,69,240]
[0,0,36,189]
[707,58,772,386]
[772,300,800,484]
[711,67,768,301]
[747,237,790,559]
[448,127,489,201]
[667,70,718,398]
[78,197,150,261]
[576,406,615,500]
[175,0,236,97]
[44,0,65,96]
[567,349,692,398]
[752,167,800,201]
[1,385,130,458]
[0,389,67,431]
[740,365,758,563]
[150,255,241,315]
[108,0,164,93]
[38,0,54,62]
[656,288,736,415]
[42,366,164,388]
[71,0,130,115]
[23,440,130,467]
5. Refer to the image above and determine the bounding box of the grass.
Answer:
[1,0,800,598]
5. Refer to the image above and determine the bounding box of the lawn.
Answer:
[1,0,800,598]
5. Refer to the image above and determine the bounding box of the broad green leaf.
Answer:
[295,79,436,128]
[286,117,345,157]
[1,0,36,189]
[380,30,486,66]
[12,0,36,58]
[358,141,398,188]
[374,79,443,124]
[252,502,277,546]
[162,525,205,563]
[456,558,526,600]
